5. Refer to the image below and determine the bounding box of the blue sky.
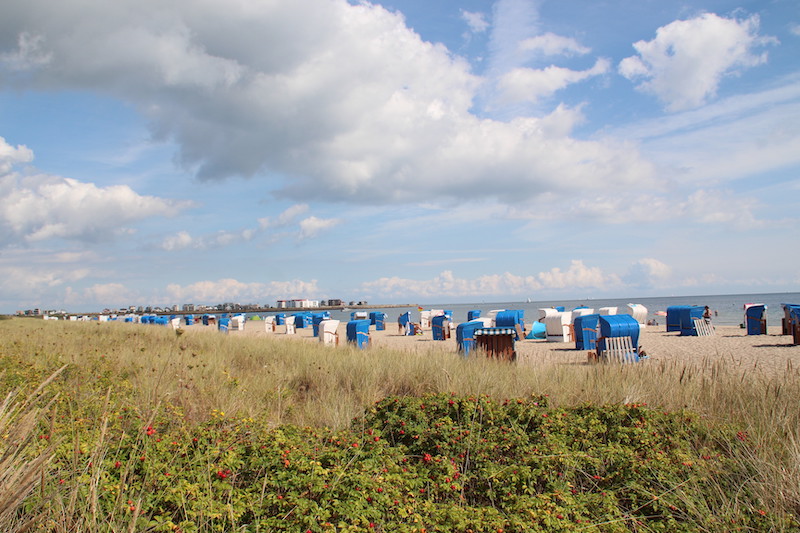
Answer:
[1,0,798,313]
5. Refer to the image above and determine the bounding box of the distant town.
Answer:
[16,298,387,317]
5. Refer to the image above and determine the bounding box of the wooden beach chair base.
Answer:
[693,318,715,336]
[596,336,639,363]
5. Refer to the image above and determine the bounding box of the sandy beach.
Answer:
[184,319,800,381]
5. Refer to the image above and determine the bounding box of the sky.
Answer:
[1,0,799,313]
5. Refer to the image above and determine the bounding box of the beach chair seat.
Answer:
[692,318,715,337]
[597,336,639,363]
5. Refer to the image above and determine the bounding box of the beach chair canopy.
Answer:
[495,310,524,329]
[677,306,704,336]
[744,304,767,335]
[311,314,327,337]
[467,310,481,321]
[346,319,371,349]
[538,308,559,321]
[431,314,451,340]
[666,306,697,332]
[598,315,640,350]
[456,320,483,356]
[573,314,600,350]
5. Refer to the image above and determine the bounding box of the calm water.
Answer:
[318,292,800,328]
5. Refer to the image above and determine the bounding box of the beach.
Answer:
[188,319,800,381]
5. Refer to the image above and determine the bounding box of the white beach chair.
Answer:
[319,319,340,346]
[264,316,276,333]
[230,315,245,331]
[628,303,648,325]
[285,315,296,335]
[544,311,573,342]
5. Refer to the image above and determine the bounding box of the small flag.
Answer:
[418,306,424,312]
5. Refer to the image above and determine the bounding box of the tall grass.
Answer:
[0,365,65,532]
[1,318,799,524]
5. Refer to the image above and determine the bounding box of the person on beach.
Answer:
[703,306,712,323]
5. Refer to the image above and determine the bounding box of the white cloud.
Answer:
[623,258,672,289]
[160,230,193,251]
[790,23,800,37]
[619,13,776,111]
[0,0,656,205]
[0,136,33,173]
[536,260,616,289]
[298,216,340,239]
[159,227,259,251]
[461,10,489,34]
[63,283,138,308]
[518,33,590,56]
[498,58,610,104]
[360,261,621,299]
[165,278,320,304]
[0,139,192,246]
[259,204,309,229]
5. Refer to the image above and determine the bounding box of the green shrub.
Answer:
[31,394,794,532]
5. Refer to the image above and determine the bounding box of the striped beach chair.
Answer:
[474,327,517,362]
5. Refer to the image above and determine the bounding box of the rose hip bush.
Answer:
[37,394,791,531]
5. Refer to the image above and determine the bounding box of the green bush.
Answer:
[32,394,793,532]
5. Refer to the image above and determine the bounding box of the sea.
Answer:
[314,292,800,328]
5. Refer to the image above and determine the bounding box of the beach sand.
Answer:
[184,319,800,381]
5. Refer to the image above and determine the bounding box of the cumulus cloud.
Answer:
[619,13,776,111]
[0,137,192,247]
[360,261,621,299]
[0,136,33,173]
[498,58,610,104]
[0,0,655,205]
[165,278,320,304]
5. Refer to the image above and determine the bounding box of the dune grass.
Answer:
[0,317,798,530]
